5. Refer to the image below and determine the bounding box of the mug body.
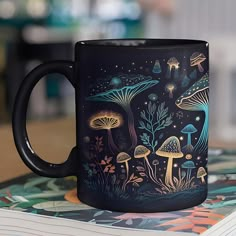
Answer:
[75,39,209,212]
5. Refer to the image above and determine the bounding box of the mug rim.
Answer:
[76,38,208,49]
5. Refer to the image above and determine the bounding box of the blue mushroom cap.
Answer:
[181,124,197,134]
[181,160,196,169]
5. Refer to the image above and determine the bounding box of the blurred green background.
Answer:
[0,0,235,143]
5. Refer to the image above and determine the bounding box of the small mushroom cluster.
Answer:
[116,136,207,191]
[116,145,155,190]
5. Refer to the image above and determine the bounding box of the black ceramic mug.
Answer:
[13,39,209,212]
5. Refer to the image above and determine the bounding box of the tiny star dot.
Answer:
[140,66,143,69]
[128,70,131,72]
[196,116,200,121]
[173,125,177,128]
[174,163,178,168]
[144,102,148,105]
[132,62,135,65]
[115,65,118,68]
[195,137,198,140]
[197,156,201,160]
[180,136,184,141]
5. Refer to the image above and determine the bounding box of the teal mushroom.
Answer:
[176,73,209,153]
[181,160,196,179]
[181,124,197,153]
[152,60,162,74]
[87,74,159,150]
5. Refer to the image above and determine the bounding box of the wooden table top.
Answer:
[0,117,235,182]
[0,117,76,182]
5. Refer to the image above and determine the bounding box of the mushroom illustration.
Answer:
[89,111,123,154]
[181,124,197,153]
[190,52,206,72]
[181,160,196,180]
[167,57,180,70]
[87,74,159,150]
[134,145,156,182]
[165,83,176,98]
[197,167,207,183]
[166,57,180,79]
[152,60,162,74]
[117,152,132,191]
[156,136,183,186]
[176,73,209,153]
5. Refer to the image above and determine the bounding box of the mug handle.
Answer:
[12,61,78,178]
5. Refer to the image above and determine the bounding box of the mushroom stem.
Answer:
[187,133,192,146]
[169,90,173,99]
[165,157,174,186]
[122,161,129,191]
[144,156,157,184]
[124,105,137,150]
[201,176,205,183]
[107,129,119,154]
[186,169,189,180]
[198,63,204,73]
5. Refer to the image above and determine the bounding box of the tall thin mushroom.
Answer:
[117,152,132,191]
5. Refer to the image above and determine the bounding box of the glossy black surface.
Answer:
[12,61,78,177]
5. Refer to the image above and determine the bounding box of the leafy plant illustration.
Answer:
[155,168,196,194]
[139,101,173,152]
[123,173,143,190]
